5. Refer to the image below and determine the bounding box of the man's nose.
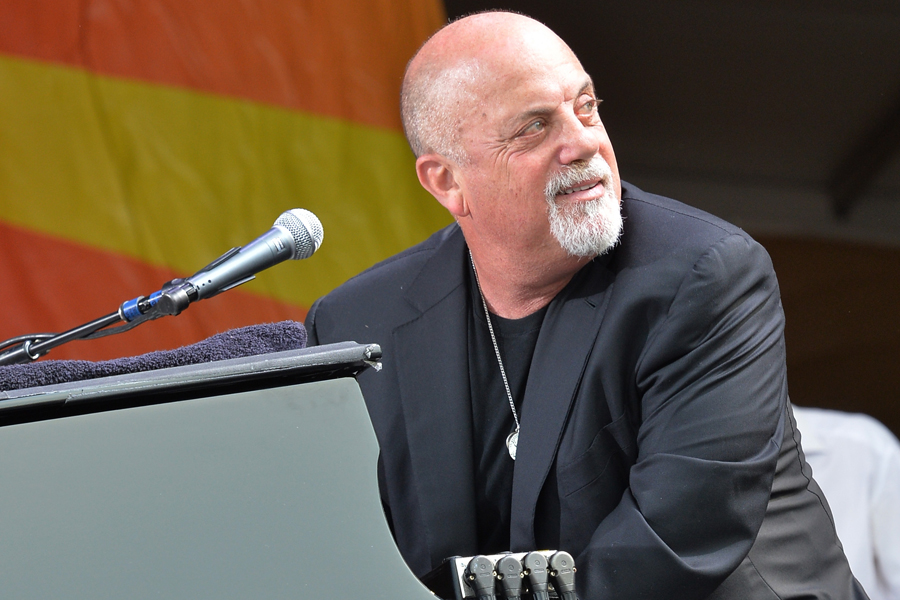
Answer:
[557,113,602,165]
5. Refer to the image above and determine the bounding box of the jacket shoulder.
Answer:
[323,224,457,305]
[621,183,749,243]
[306,224,461,344]
[616,182,770,273]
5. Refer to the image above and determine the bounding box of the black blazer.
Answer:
[307,183,865,599]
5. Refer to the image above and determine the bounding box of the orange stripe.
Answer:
[0,222,307,362]
[0,0,446,131]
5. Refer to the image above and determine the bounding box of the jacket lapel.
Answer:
[392,227,480,566]
[509,258,615,550]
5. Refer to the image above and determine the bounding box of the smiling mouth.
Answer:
[546,157,613,201]
[560,180,600,195]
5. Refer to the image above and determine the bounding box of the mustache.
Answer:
[545,157,612,201]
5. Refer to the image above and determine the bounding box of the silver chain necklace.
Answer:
[469,251,520,460]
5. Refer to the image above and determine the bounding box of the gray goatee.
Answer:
[545,157,623,257]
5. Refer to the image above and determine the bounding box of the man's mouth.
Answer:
[560,180,601,196]
[545,157,613,203]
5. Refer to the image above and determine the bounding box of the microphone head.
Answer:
[275,209,324,259]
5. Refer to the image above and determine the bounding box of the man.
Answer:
[306,11,866,599]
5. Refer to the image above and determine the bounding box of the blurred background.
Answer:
[2,1,898,436]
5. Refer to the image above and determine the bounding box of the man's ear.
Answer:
[415,154,468,218]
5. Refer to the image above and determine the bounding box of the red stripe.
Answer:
[0,0,445,131]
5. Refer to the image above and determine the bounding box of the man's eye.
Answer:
[522,120,545,134]
[579,95,600,114]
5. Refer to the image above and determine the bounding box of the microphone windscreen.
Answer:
[276,209,323,259]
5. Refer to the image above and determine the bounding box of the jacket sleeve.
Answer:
[578,233,788,599]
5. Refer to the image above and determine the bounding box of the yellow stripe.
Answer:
[0,54,451,306]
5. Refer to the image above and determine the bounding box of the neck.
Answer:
[468,244,587,319]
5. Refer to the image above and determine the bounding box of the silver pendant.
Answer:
[506,430,519,460]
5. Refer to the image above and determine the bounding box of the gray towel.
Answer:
[0,320,307,391]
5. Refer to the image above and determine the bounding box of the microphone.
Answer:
[121,208,323,321]
[185,208,323,301]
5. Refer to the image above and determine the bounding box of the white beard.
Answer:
[545,157,623,257]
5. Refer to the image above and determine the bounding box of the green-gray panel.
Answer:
[0,377,433,599]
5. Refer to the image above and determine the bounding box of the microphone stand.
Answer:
[0,278,196,367]
[0,312,125,366]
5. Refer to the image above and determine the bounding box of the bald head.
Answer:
[400,12,579,163]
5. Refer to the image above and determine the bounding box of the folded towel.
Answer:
[0,320,307,391]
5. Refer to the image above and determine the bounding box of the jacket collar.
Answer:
[392,226,480,565]
[510,257,615,549]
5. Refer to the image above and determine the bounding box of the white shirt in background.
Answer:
[793,405,900,600]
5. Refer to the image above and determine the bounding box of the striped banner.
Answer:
[0,0,449,361]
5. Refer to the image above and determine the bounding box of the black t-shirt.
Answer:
[467,267,546,554]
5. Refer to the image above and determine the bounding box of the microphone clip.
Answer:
[118,278,197,322]
[151,280,196,317]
